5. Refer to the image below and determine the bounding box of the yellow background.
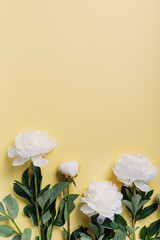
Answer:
[0,0,160,239]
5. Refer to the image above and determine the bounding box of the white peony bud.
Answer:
[156,192,160,204]
[59,161,79,179]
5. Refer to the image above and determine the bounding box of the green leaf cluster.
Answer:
[0,194,32,239]
[140,220,160,240]
[122,187,158,223]
[14,163,79,240]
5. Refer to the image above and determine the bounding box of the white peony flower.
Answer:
[113,153,158,192]
[59,161,79,178]
[8,130,56,167]
[80,180,123,224]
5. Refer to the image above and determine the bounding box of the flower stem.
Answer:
[67,184,70,240]
[10,218,22,235]
[132,185,136,240]
[34,167,41,240]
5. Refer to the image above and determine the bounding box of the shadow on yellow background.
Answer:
[0,0,160,239]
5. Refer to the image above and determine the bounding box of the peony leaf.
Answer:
[22,168,29,188]
[125,226,138,235]
[0,225,17,238]
[123,200,133,213]
[42,210,52,225]
[144,190,154,200]
[23,204,37,226]
[0,202,7,215]
[63,228,68,240]
[0,215,9,221]
[114,229,126,240]
[140,226,147,240]
[37,182,70,209]
[80,233,93,240]
[138,203,158,220]
[12,234,21,240]
[14,181,31,197]
[102,218,118,230]
[3,194,19,219]
[47,224,52,240]
[131,194,141,216]
[22,228,32,240]
[147,220,160,238]
[89,223,99,238]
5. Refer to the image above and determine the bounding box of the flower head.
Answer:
[8,130,56,167]
[113,153,158,192]
[59,161,78,179]
[80,180,123,224]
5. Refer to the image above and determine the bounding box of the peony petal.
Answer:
[134,180,150,192]
[80,205,95,217]
[31,155,48,167]
[44,138,56,153]
[8,146,18,158]
[12,156,30,166]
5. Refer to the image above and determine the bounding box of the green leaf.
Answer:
[71,226,88,240]
[14,183,32,203]
[131,194,141,216]
[42,210,52,225]
[12,234,21,240]
[47,224,52,240]
[0,215,9,221]
[138,203,158,220]
[37,182,70,210]
[0,225,17,237]
[102,218,118,230]
[89,223,99,238]
[98,236,104,240]
[147,220,160,238]
[22,228,32,240]
[3,194,19,219]
[80,232,93,240]
[140,226,147,240]
[125,226,138,235]
[63,228,68,240]
[114,214,127,227]
[137,199,150,211]
[64,201,68,222]
[0,202,7,215]
[14,181,31,197]
[145,190,154,200]
[123,200,133,213]
[114,229,126,240]
[23,204,38,226]
[22,168,29,188]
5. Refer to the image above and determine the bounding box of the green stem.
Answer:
[67,184,70,240]
[34,167,42,240]
[132,185,136,240]
[10,218,22,235]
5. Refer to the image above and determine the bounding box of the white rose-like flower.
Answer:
[59,161,78,179]
[113,153,158,192]
[80,180,123,224]
[8,130,56,167]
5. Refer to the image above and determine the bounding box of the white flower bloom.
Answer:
[113,153,158,192]
[80,180,123,224]
[8,130,56,167]
[59,161,78,178]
